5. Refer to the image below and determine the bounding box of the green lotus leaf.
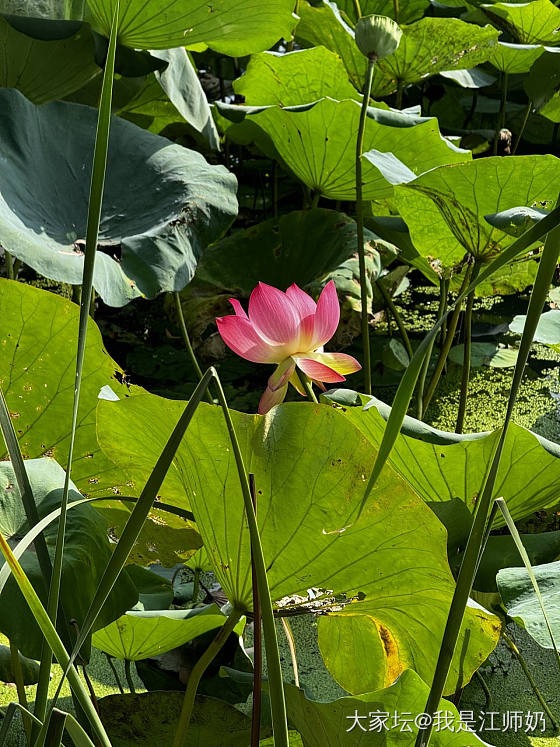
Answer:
[194,209,396,295]
[439,67,496,88]
[98,692,254,746]
[497,560,560,649]
[234,98,469,201]
[448,342,518,368]
[0,89,237,306]
[481,0,560,45]
[85,0,297,55]
[472,532,560,593]
[540,93,560,123]
[0,645,40,685]
[336,394,560,527]
[126,565,173,611]
[0,279,202,564]
[487,41,544,74]
[336,0,430,24]
[281,668,492,745]
[393,155,560,268]
[233,47,360,106]
[0,457,138,660]
[524,47,560,110]
[93,606,244,660]
[0,14,100,103]
[97,396,500,694]
[484,205,550,236]
[295,1,366,91]
[510,309,560,353]
[369,17,499,96]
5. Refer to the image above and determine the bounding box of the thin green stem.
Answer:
[105,654,124,695]
[297,371,318,404]
[352,0,362,18]
[422,267,472,415]
[249,474,262,747]
[192,567,201,603]
[356,56,376,395]
[124,660,136,695]
[416,278,448,420]
[4,251,14,280]
[173,608,242,747]
[474,670,492,711]
[281,618,300,688]
[393,0,399,22]
[493,71,508,155]
[513,100,532,155]
[502,631,559,730]
[376,280,413,360]
[455,267,478,433]
[10,641,31,743]
[173,292,207,383]
[33,5,119,736]
[211,377,289,747]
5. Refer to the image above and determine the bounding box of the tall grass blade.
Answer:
[0,536,111,747]
[495,497,560,668]
[33,1,120,734]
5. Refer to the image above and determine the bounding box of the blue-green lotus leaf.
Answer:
[0,89,237,306]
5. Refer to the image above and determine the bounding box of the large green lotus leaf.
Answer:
[393,155,560,267]
[336,0,430,24]
[233,47,360,106]
[0,14,100,103]
[0,89,237,306]
[98,692,253,747]
[481,0,560,45]
[368,18,499,96]
[497,560,560,649]
[93,606,243,660]
[487,41,544,74]
[282,669,491,746]
[85,0,297,55]
[97,396,500,693]
[317,595,497,697]
[245,98,469,201]
[295,1,365,91]
[0,458,138,660]
[0,645,39,685]
[524,47,560,111]
[194,209,396,294]
[0,279,202,564]
[472,532,560,593]
[337,395,560,527]
[510,309,560,352]
[0,278,137,495]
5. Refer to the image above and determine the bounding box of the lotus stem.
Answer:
[281,618,300,688]
[297,371,318,404]
[192,567,201,603]
[493,71,508,155]
[376,279,413,360]
[105,654,124,695]
[4,250,14,280]
[124,659,136,695]
[474,670,492,712]
[417,278,448,420]
[353,0,362,18]
[393,0,399,22]
[422,266,472,415]
[10,641,31,741]
[249,474,262,747]
[513,100,532,155]
[502,631,559,730]
[455,265,478,433]
[173,608,243,747]
[356,57,376,395]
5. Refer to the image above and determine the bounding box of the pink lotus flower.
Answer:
[216,281,361,414]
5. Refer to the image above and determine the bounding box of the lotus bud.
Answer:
[355,14,402,61]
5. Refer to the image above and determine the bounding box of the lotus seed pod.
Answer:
[355,14,402,60]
